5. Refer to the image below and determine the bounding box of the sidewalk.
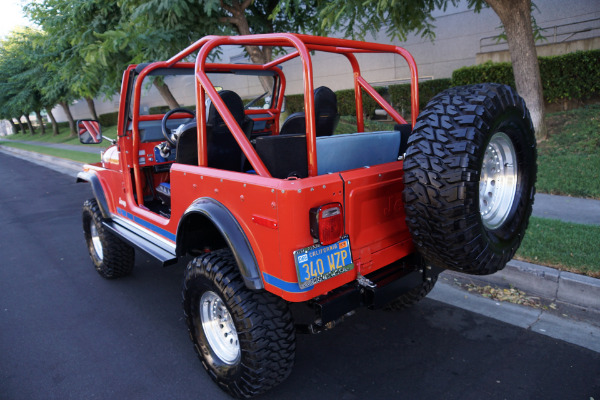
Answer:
[1,141,599,339]
[533,193,600,225]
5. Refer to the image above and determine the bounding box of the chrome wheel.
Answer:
[90,220,104,261]
[479,132,518,230]
[200,291,240,365]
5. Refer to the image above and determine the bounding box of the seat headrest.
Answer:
[207,90,245,126]
[314,86,337,112]
[314,86,339,136]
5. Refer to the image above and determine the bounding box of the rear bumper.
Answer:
[296,254,443,332]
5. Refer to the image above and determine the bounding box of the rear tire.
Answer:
[82,198,134,278]
[403,83,536,275]
[182,249,295,399]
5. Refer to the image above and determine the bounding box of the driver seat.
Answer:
[175,90,253,169]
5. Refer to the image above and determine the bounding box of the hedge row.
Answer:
[99,111,119,127]
[286,86,387,118]
[388,78,453,113]
[285,81,450,119]
[452,50,600,103]
[287,49,599,118]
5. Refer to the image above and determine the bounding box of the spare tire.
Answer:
[403,83,536,275]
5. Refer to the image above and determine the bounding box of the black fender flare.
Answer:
[177,198,264,290]
[77,171,110,219]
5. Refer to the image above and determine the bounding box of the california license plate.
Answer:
[294,236,354,289]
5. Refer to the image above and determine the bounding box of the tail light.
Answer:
[310,203,344,246]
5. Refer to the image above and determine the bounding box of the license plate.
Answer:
[294,236,354,289]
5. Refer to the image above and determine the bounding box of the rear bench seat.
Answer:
[254,130,403,179]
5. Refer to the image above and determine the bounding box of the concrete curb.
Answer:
[443,259,600,313]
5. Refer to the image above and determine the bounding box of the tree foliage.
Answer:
[315,0,547,138]
[0,28,51,134]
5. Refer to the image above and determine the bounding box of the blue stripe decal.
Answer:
[116,207,176,242]
[262,272,312,293]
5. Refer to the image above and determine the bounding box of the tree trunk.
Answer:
[24,114,36,135]
[85,97,99,120]
[45,107,60,136]
[9,119,19,134]
[485,0,547,140]
[59,101,77,137]
[35,110,46,135]
[221,0,274,93]
[153,80,179,109]
[15,118,26,134]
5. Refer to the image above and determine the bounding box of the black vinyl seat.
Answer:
[278,112,306,135]
[279,86,340,136]
[175,90,253,169]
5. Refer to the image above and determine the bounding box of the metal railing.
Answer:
[479,16,600,53]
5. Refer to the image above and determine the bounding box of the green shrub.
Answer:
[285,94,304,114]
[451,50,600,103]
[389,78,453,113]
[98,111,119,127]
[452,61,514,87]
[539,50,600,102]
[286,87,386,118]
[337,87,387,118]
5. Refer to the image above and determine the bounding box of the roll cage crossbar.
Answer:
[128,33,419,205]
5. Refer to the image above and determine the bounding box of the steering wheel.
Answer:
[161,107,195,146]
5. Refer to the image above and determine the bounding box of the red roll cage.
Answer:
[127,33,419,205]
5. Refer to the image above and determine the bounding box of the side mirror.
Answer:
[77,119,102,144]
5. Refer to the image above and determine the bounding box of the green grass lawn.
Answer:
[6,123,118,146]
[516,217,600,278]
[335,116,395,134]
[0,141,101,164]
[538,104,600,199]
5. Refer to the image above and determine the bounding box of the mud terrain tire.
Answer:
[182,249,295,399]
[403,83,536,275]
[82,198,134,278]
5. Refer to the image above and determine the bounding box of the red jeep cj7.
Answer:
[77,33,536,398]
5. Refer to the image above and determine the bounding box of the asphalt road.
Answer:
[1,152,599,400]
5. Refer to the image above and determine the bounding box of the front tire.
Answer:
[403,83,536,275]
[182,249,295,399]
[82,198,134,278]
